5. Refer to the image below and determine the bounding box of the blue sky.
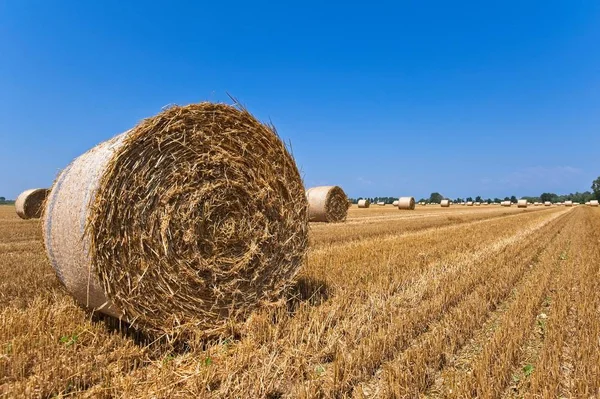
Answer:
[1,1,599,200]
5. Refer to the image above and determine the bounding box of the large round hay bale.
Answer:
[501,201,511,207]
[357,199,370,208]
[397,196,415,210]
[466,201,474,206]
[15,188,50,220]
[590,200,599,207]
[440,199,450,207]
[517,199,528,208]
[544,201,551,206]
[43,103,308,336]
[376,201,385,206]
[564,200,573,207]
[306,186,348,223]
[474,202,481,206]
[392,200,399,207]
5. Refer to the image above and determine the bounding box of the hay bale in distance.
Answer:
[517,199,528,208]
[501,201,511,207]
[440,199,450,207]
[392,200,399,207]
[397,196,415,210]
[466,201,474,206]
[474,202,481,206]
[357,199,370,208]
[564,200,573,207]
[43,102,308,336]
[306,186,348,223]
[544,201,551,206]
[590,200,599,207]
[376,201,385,206]
[15,188,50,220]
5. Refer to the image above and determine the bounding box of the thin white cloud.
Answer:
[499,166,583,188]
[357,176,373,185]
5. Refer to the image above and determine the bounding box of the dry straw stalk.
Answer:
[306,186,348,223]
[43,102,309,337]
[15,188,50,220]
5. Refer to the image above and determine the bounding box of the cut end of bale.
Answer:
[306,186,349,223]
[15,188,50,220]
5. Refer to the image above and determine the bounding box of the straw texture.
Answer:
[306,186,348,223]
[15,188,49,220]
[357,199,370,208]
[397,197,415,210]
[43,102,309,336]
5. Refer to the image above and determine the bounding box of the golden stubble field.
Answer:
[1,203,600,398]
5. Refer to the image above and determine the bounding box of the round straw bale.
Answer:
[306,186,348,223]
[15,188,50,220]
[43,103,308,336]
[517,199,528,208]
[397,196,415,210]
[590,200,599,207]
[466,201,474,206]
[474,202,481,206]
[392,200,399,207]
[357,199,370,208]
[564,200,573,207]
[376,201,385,206]
[440,199,450,207]
[544,201,551,206]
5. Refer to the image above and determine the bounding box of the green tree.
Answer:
[475,195,482,203]
[510,195,518,203]
[592,177,600,200]
[466,197,473,202]
[429,192,443,204]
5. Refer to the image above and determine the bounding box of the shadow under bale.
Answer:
[286,276,331,313]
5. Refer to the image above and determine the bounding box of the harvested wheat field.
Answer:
[1,203,600,398]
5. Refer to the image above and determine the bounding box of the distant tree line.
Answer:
[349,175,600,205]
[0,197,15,205]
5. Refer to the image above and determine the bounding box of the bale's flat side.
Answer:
[398,196,415,210]
[440,199,450,207]
[392,200,399,207]
[15,188,50,220]
[517,199,528,208]
[44,134,126,318]
[306,186,348,222]
[357,199,370,208]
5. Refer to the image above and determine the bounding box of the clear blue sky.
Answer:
[1,1,599,200]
